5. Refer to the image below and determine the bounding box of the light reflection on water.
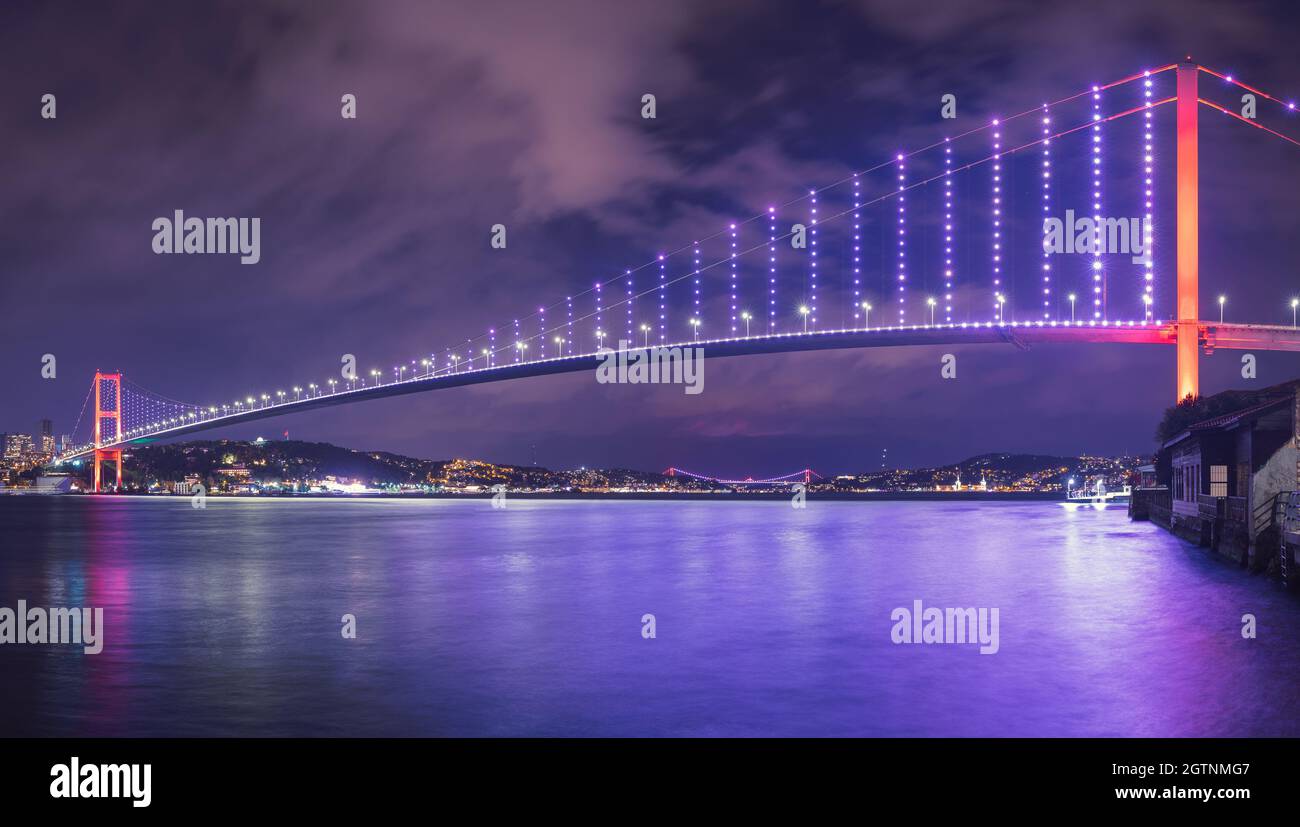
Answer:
[1,496,1297,736]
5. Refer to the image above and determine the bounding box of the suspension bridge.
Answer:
[53,62,1300,491]
[664,468,822,486]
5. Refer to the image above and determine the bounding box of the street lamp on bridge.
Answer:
[799,305,810,333]
[1068,293,1077,323]
[741,311,752,337]
[640,323,650,348]
[861,301,871,329]
[1292,298,1298,329]
[690,317,701,341]
[926,297,936,326]
[996,293,1006,324]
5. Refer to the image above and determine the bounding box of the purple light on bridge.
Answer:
[992,123,1002,320]
[768,207,776,333]
[658,254,666,344]
[626,268,634,347]
[1143,72,1155,320]
[730,222,739,335]
[1092,85,1104,319]
[852,174,861,323]
[810,191,818,331]
[1042,105,1052,320]
[896,158,906,324]
[693,240,701,335]
[943,140,954,323]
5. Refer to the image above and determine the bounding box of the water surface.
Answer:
[1,496,1296,736]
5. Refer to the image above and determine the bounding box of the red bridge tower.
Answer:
[93,371,123,493]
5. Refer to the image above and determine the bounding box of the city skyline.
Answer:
[7,434,1145,492]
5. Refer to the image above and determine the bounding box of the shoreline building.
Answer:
[1145,379,1300,575]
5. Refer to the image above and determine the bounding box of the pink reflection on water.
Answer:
[81,499,134,734]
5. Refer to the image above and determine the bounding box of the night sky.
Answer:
[4,0,1300,477]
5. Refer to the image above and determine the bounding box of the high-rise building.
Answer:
[3,433,35,463]
[39,419,54,459]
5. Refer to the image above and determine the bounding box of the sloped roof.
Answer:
[1163,394,1292,448]
[1187,396,1291,431]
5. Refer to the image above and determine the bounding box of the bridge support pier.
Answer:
[1176,62,1199,401]
[93,448,122,493]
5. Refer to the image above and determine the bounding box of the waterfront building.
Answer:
[1137,464,1157,488]
[1155,380,1300,570]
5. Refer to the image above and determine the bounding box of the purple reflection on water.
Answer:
[0,497,1297,736]
[81,500,133,735]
